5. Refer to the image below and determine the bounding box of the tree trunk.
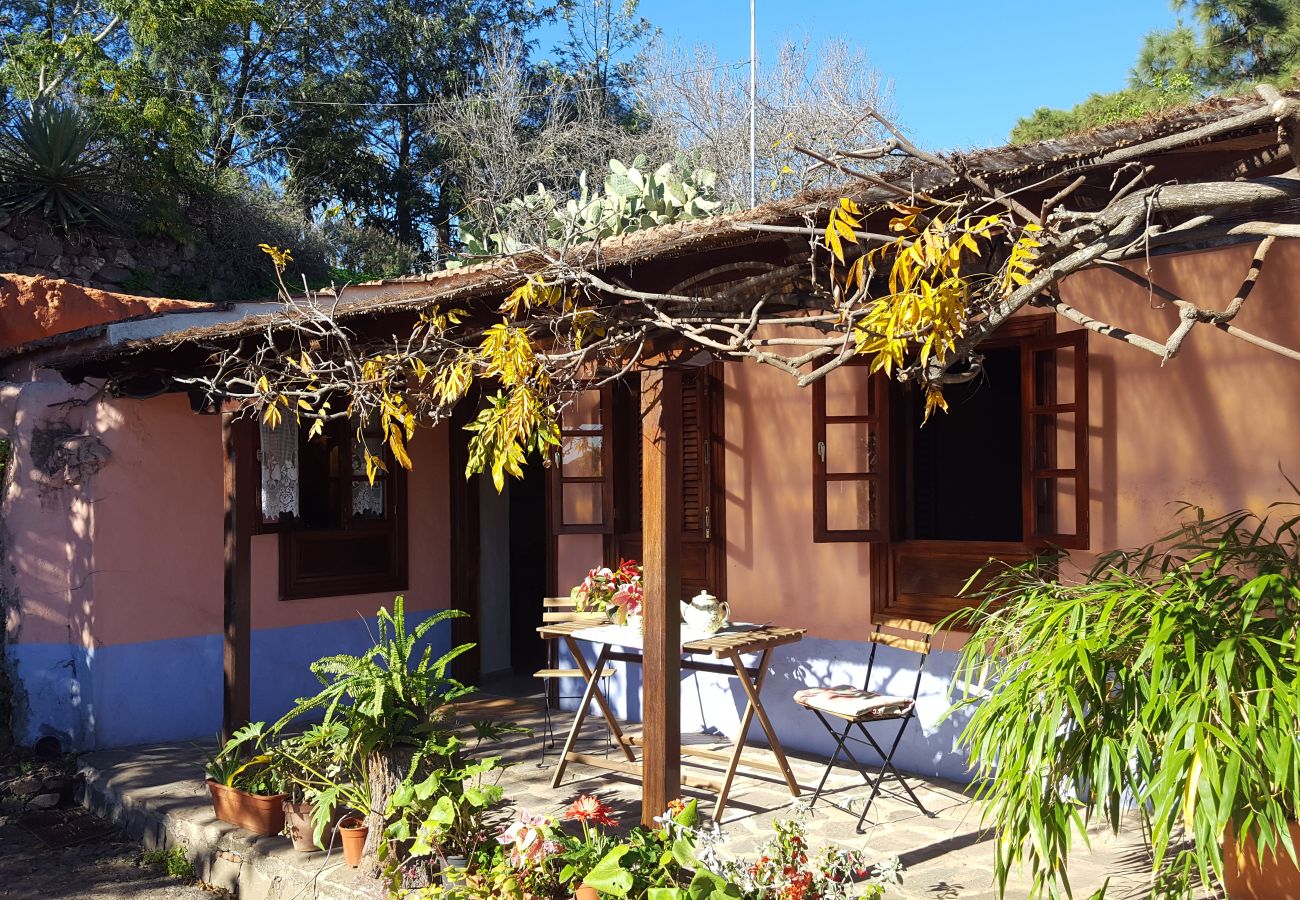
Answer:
[362,748,412,875]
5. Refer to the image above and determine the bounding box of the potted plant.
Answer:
[204,722,287,837]
[947,502,1300,899]
[273,723,347,852]
[558,794,618,898]
[338,813,369,868]
[571,560,643,627]
[272,597,474,870]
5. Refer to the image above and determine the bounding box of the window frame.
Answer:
[810,316,1090,622]
[255,421,409,601]
[811,360,891,543]
[549,385,615,537]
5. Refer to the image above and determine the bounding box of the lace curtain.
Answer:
[351,442,385,518]
[259,421,299,522]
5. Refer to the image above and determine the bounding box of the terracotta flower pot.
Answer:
[1224,820,1300,899]
[337,815,369,868]
[575,886,600,900]
[206,779,287,837]
[283,800,335,852]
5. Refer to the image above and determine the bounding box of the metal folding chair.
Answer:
[533,596,614,766]
[794,617,936,830]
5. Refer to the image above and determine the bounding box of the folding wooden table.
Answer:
[537,620,806,821]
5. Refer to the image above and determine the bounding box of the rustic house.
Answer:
[3,93,1299,808]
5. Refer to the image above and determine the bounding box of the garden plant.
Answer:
[948,500,1300,898]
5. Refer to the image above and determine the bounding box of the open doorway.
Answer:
[474,461,548,683]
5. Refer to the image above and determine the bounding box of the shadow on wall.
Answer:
[2,378,120,752]
[560,636,973,783]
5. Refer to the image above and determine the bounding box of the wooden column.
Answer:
[221,409,255,743]
[640,367,682,825]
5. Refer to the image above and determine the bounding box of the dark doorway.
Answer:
[508,461,548,675]
[901,345,1024,542]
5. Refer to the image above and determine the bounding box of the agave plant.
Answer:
[0,104,108,229]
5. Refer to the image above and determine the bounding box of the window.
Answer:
[550,386,614,536]
[258,419,407,600]
[812,318,1089,621]
[550,370,728,598]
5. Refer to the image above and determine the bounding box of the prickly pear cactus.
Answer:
[454,155,723,262]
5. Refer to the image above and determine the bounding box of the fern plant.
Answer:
[0,104,107,229]
[274,596,473,752]
[947,501,1300,899]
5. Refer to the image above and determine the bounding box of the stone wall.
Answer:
[0,215,246,301]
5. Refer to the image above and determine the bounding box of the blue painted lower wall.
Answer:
[560,636,975,783]
[9,613,450,751]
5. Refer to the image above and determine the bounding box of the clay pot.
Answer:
[1224,821,1300,899]
[337,815,369,868]
[283,800,334,852]
[206,779,287,837]
[575,886,600,900]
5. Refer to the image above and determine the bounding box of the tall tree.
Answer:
[278,0,543,262]
[1012,0,1300,144]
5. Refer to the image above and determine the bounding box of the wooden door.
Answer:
[610,366,726,601]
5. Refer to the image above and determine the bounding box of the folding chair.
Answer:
[793,617,936,830]
[533,596,615,766]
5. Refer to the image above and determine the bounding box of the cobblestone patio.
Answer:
[73,686,1213,899]
[465,689,1212,900]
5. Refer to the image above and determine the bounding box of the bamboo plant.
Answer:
[947,501,1300,899]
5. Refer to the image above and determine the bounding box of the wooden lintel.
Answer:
[640,367,683,826]
[221,409,256,743]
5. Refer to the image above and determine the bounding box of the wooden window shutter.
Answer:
[680,369,709,539]
[812,362,890,543]
[1023,329,1090,549]
[551,385,615,535]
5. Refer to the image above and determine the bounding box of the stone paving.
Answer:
[72,687,1215,899]
[464,690,1212,900]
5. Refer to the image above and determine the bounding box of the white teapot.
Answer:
[681,590,731,635]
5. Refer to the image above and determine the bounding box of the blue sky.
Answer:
[544,0,1182,151]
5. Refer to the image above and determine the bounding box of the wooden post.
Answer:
[640,367,682,825]
[221,409,254,744]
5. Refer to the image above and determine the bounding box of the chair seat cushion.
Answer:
[793,685,913,720]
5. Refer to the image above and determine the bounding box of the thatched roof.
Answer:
[12,89,1293,376]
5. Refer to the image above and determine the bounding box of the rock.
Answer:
[95,265,130,284]
[7,774,43,796]
[110,248,136,269]
[78,256,105,274]
[34,234,62,257]
[0,233,18,253]
[27,792,60,809]
[41,775,69,793]
[49,255,72,276]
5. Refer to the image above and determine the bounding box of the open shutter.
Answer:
[1023,329,1089,549]
[551,385,615,535]
[813,362,890,542]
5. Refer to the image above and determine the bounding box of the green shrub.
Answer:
[948,500,1300,898]
[140,846,195,881]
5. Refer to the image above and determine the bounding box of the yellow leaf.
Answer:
[1183,750,1202,832]
[922,387,949,423]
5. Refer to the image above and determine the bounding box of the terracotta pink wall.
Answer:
[722,239,1300,641]
[7,389,450,652]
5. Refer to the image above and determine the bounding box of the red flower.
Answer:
[563,794,619,828]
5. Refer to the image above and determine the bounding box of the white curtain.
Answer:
[259,420,299,522]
